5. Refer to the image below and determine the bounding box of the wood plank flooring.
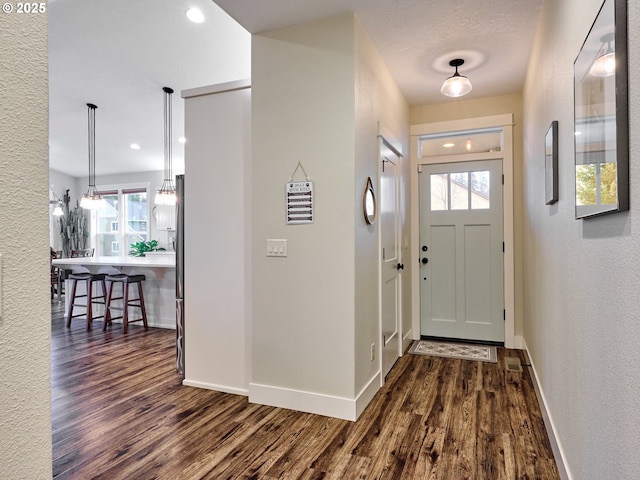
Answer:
[51,304,559,479]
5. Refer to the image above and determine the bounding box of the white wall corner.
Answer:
[355,372,382,419]
[513,335,524,350]
[522,338,572,480]
[402,328,414,351]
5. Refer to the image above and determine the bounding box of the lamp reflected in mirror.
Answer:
[590,32,615,77]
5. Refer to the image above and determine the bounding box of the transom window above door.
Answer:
[420,128,502,157]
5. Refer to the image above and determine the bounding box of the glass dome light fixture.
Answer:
[80,103,103,209]
[590,32,615,77]
[440,58,473,98]
[155,87,177,205]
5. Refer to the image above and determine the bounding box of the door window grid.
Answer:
[430,170,490,211]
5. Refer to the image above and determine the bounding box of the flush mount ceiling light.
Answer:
[590,32,615,77]
[80,103,103,209]
[440,58,472,98]
[186,7,205,23]
[155,87,176,205]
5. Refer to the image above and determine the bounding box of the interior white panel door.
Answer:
[380,138,401,379]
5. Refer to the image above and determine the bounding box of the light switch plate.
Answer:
[266,239,287,257]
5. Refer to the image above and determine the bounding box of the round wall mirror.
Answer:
[363,177,376,224]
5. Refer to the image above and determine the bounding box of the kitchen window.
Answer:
[93,184,149,256]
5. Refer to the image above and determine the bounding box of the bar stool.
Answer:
[104,274,148,333]
[66,272,108,329]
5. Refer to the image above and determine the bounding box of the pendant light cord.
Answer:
[87,103,97,189]
[163,87,174,187]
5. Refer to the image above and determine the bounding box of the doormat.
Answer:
[408,340,497,363]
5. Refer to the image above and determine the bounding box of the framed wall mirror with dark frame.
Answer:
[574,0,628,219]
[545,120,559,205]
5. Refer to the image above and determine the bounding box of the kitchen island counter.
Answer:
[53,255,176,329]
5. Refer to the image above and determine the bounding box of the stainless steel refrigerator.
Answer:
[175,174,185,378]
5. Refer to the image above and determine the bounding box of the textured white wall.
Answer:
[0,10,52,479]
[523,0,640,478]
[354,19,410,392]
[251,14,357,403]
[250,13,410,419]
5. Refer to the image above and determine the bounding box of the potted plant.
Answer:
[129,240,166,257]
[58,189,89,258]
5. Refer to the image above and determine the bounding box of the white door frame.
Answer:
[410,114,516,349]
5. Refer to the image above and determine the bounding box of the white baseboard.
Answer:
[182,379,249,397]
[522,338,572,480]
[514,334,524,349]
[355,372,382,419]
[249,372,381,421]
[402,328,414,352]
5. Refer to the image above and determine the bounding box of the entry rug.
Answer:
[408,340,497,363]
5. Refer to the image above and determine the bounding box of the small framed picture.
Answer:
[545,120,559,205]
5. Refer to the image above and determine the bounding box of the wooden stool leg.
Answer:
[99,279,108,326]
[122,282,129,334]
[86,279,93,330]
[104,281,114,331]
[138,281,148,329]
[66,279,78,328]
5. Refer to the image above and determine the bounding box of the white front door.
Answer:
[419,159,504,343]
[380,137,401,379]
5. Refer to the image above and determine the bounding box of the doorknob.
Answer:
[421,258,429,264]
[397,263,404,270]
[422,245,428,251]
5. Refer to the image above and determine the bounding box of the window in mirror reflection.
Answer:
[576,162,617,207]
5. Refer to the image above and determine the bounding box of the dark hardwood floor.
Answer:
[51,302,559,479]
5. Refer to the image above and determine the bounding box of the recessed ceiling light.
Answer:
[186,8,205,23]
[443,142,455,148]
[130,143,141,150]
[178,136,186,144]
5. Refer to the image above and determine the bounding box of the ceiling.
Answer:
[49,0,542,178]
[48,0,251,178]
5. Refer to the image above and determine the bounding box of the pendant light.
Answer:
[590,33,615,77]
[440,58,472,98]
[155,87,176,205]
[80,103,102,209]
